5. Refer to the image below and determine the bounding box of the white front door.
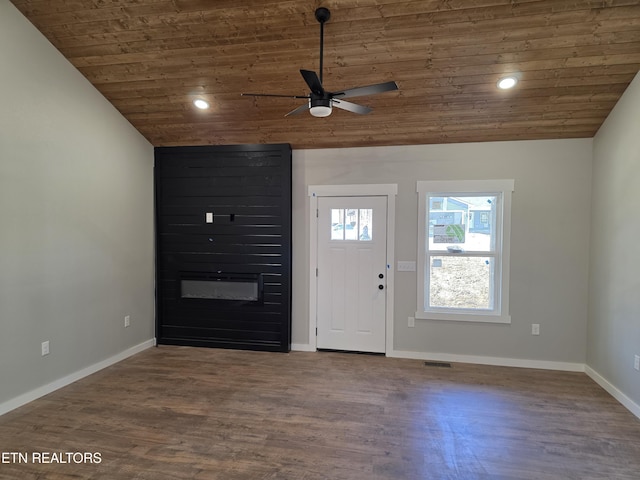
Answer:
[316,196,387,353]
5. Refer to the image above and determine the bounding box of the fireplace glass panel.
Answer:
[181,279,259,301]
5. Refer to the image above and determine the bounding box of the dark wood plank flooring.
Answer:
[1,346,639,479]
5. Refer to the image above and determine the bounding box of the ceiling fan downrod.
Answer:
[315,7,330,85]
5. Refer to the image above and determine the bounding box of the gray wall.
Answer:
[589,72,640,406]
[0,3,155,405]
[293,138,593,364]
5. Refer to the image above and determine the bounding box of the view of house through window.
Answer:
[416,180,514,323]
[428,194,497,310]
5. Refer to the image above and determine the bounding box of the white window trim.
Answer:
[415,179,514,324]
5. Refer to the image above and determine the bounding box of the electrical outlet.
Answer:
[408,316,415,328]
[634,355,640,371]
[531,324,540,336]
[41,341,50,356]
[124,315,130,328]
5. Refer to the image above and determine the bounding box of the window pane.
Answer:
[428,195,497,252]
[359,209,372,241]
[331,209,344,240]
[332,208,373,241]
[345,209,358,240]
[428,256,494,310]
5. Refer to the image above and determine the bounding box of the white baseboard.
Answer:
[585,365,640,420]
[9,342,636,422]
[289,348,640,420]
[388,349,586,372]
[289,345,584,371]
[0,338,156,417]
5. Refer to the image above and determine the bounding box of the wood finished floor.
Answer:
[1,346,639,480]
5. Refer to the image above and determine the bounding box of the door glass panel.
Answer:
[359,209,372,240]
[345,209,358,240]
[331,209,345,240]
[330,208,373,241]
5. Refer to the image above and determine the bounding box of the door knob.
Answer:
[378,284,384,290]
[378,273,384,279]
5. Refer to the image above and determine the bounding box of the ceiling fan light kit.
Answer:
[241,7,398,118]
[310,100,332,118]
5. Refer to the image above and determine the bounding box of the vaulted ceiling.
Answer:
[10,0,640,149]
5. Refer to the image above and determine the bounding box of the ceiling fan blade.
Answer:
[300,69,325,96]
[333,81,398,99]
[285,103,310,117]
[332,99,372,115]
[241,93,310,99]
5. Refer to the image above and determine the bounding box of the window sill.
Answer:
[415,311,511,324]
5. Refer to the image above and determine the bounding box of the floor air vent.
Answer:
[424,361,452,368]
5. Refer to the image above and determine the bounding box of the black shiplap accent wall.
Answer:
[154,144,292,352]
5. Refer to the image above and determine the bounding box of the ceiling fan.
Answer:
[241,7,399,117]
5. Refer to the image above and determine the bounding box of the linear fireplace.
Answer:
[180,273,263,303]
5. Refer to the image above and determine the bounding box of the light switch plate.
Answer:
[397,261,416,272]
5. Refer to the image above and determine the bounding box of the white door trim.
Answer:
[308,184,397,353]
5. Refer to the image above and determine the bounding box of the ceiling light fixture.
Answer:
[497,76,518,90]
[193,99,210,109]
[309,98,332,117]
[240,7,398,117]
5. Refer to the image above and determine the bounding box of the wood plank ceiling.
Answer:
[10,0,640,149]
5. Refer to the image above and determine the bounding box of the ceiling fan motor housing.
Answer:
[309,96,332,117]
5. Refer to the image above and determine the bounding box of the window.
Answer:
[416,180,514,323]
[330,208,373,241]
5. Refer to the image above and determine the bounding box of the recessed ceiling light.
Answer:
[497,76,518,90]
[193,99,210,109]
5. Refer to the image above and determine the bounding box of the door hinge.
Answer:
[316,208,319,218]
[316,267,318,277]
[315,328,318,336]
